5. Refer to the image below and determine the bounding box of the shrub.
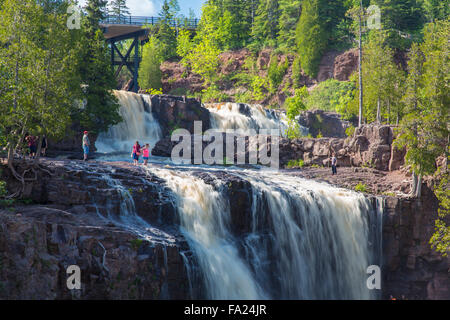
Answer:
[304,79,355,112]
[287,159,304,168]
[345,125,356,137]
[268,55,289,92]
[285,86,309,120]
[354,183,369,193]
[198,85,230,103]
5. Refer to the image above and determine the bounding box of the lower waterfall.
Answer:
[145,166,382,300]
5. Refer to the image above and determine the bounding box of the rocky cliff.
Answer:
[0,160,191,300]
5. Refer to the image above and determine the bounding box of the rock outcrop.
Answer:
[147,94,211,138]
[297,109,352,138]
[333,48,359,81]
[279,124,405,171]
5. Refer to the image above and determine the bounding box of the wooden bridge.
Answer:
[101,15,200,92]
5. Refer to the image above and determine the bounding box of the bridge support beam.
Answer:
[107,30,146,93]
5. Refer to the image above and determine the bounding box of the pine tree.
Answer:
[252,0,280,49]
[83,0,108,34]
[157,0,178,59]
[295,0,328,78]
[277,0,302,51]
[109,0,130,22]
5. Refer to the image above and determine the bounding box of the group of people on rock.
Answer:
[82,131,150,166]
[24,134,47,159]
[131,141,151,166]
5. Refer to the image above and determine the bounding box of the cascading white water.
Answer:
[145,166,382,300]
[204,102,308,137]
[96,91,162,153]
[145,167,267,299]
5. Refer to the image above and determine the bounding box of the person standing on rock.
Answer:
[132,141,141,166]
[331,154,337,175]
[41,135,48,157]
[82,131,90,161]
[26,134,37,159]
[142,143,150,166]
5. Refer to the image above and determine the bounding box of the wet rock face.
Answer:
[382,185,450,300]
[149,94,211,138]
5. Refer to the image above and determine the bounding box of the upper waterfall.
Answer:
[205,102,305,136]
[96,91,162,153]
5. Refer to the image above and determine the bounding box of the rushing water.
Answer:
[205,102,308,137]
[94,91,383,299]
[96,91,162,153]
[144,166,382,300]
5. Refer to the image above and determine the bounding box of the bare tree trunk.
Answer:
[410,171,422,198]
[415,174,422,198]
[377,98,381,124]
[358,0,364,128]
[411,171,418,196]
[34,135,43,165]
[387,100,391,125]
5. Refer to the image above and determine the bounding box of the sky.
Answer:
[78,0,206,18]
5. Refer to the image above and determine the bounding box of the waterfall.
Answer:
[145,166,382,300]
[205,102,308,137]
[96,91,162,153]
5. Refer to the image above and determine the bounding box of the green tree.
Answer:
[295,0,328,78]
[83,0,108,34]
[108,0,130,21]
[422,0,450,22]
[252,0,280,49]
[0,0,82,175]
[285,86,309,120]
[395,19,449,198]
[284,86,309,139]
[138,36,164,90]
[156,0,178,59]
[430,168,450,256]
[277,0,302,51]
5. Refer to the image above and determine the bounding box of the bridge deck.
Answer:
[101,15,199,41]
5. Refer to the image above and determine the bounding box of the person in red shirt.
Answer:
[131,141,141,166]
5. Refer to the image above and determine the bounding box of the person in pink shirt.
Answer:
[142,144,150,166]
[131,141,141,166]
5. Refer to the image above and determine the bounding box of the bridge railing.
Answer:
[101,15,200,29]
